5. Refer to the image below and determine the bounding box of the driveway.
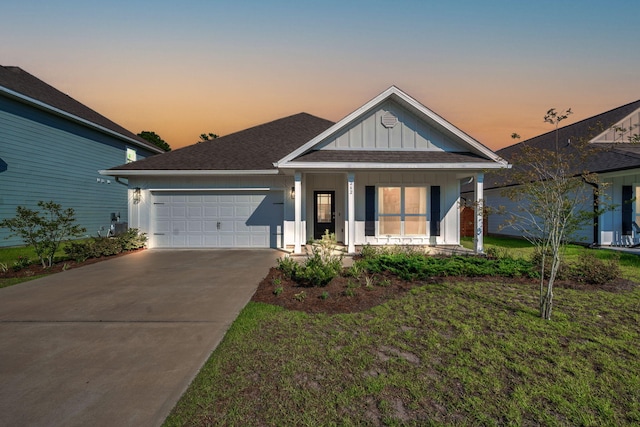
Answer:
[0,249,280,427]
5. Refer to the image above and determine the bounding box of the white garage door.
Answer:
[152,191,283,248]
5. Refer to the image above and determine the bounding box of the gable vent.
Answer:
[381,111,398,128]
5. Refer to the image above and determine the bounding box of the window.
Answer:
[378,186,427,235]
[126,147,137,163]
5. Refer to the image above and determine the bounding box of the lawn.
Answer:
[164,248,640,425]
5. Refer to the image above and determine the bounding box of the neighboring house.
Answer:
[0,66,164,246]
[103,86,508,253]
[479,99,640,246]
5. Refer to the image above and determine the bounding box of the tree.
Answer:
[137,131,171,151]
[1,201,86,268]
[499,108,605,320]
[198,132,219,143]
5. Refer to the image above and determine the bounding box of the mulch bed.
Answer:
[251,267,638,315]
[0,249,145,280]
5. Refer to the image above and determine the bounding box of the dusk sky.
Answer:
[2,0,639,151]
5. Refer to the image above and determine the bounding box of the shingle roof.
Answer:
[293,150,494,164]
[110,113,336,171]
[0,65,161,153]
[485,100,640,190]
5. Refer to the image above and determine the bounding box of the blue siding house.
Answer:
[0,66,164,247]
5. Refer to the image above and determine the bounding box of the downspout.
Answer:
[584,180,599,247]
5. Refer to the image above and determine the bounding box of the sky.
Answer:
[2,0,639,151]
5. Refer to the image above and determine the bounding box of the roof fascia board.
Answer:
[0,86,164,154]
[275,86,506,166]
[278,161,508,170]
[99,169,280,177]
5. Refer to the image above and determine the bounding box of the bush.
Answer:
[358,250,536,281]
[569,252,621,285]
[63,228,147,262]
[0,201,86,268]
[277,232,343,287]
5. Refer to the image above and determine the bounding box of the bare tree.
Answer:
[500,108,604,320]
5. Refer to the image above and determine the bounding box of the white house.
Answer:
[102,86,508,253]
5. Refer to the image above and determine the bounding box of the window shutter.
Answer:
[430,186,441,236]
[365,186,375,236]
[622,185,633,236]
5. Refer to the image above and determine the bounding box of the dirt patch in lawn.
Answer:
[252,267,638,315]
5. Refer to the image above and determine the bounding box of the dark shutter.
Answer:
[622,185,633,236]
[365,186,375,236]
[430,186,441,236]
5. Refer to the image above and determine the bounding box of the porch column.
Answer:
[474,172,484,254]
[294,172,302,254]
[347,172,356,254]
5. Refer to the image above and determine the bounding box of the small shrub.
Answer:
[279,233,343,287]
[293,291,306,302]
[277,256,298,279]
[91,237,123,257]
[0,262,8,273]
[12,255,31,272]
[320,291,329,300]
[116,228,147,250]
[273,286,283,296]
[64,241,93,263]
[570,252,621,285]
[530,248,569,280]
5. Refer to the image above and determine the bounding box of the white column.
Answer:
[474,172,484,254]
[294,172,302,254]
[347,172,356,254]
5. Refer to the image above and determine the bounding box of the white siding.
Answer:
[319,100,466,152]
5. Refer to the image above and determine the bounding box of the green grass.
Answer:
[462,236,640,281]
[164,280,640,426]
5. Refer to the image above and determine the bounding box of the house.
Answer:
[480,99,640,246]
[0,65,164,247]
[102,86,508,253]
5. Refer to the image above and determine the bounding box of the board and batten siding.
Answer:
[0,96,155,247]
[319,100,467,152]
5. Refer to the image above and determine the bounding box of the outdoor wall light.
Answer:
[133,187,141,204]
[290,186,295,199]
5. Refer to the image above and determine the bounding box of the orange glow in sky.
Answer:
[2,1,639,152]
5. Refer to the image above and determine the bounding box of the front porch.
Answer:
[287,170,487,255]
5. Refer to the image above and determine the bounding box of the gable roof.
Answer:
[485,99,640,190]
[276,86,508,169]
[108,113,335,174]
[0,65,163,153]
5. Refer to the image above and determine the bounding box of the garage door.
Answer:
[152,191,283,248]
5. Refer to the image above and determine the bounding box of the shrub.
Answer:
[277,256,298,279]
[276,232,343,287]
[0,201,86,268]
[63,228,147,262]
[569,252,621,285]
[117,229,148,251]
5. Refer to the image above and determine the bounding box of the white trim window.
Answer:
[126,147,137,163]
[378,186,427,235]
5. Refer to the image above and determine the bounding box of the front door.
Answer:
[314,191,335,239]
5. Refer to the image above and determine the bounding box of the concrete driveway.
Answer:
[0,249,280,427]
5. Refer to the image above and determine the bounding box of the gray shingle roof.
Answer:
[0,65,161,153]
[111,113,336,170]
[485,100,640,190]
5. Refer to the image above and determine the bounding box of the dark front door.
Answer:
[314,191,335,239]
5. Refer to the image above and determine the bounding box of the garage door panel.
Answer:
[152,191,283,248]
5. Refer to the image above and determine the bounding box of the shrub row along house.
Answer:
[0,66,164,247]
[481,100,640,247]
[103,87,508,253]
